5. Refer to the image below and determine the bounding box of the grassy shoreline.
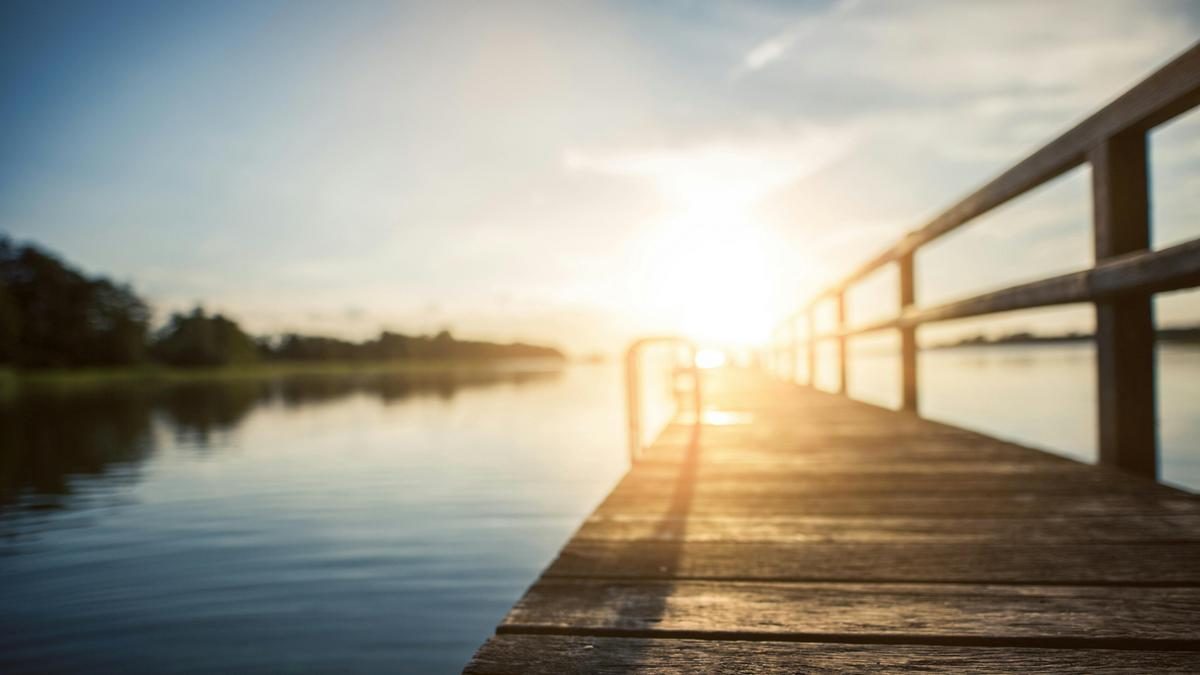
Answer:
[0,358,566,394]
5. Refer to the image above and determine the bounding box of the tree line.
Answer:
[0,236,564,368]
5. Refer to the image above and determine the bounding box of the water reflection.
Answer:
[0,367,561,512]
[0,362,632,674]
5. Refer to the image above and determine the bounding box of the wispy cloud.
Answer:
[737,0,860,75]
[563,124,855,209]
[742,35,791,72]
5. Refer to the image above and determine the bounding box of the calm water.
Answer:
[2,347,1198,674]
[0,364,629,674]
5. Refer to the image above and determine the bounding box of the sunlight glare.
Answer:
[634,184,785,347]
[695,348,727,369]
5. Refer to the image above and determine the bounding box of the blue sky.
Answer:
[2,0,1198,352]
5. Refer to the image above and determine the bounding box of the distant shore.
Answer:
[934,327,1200,349]
[0,357,566,394]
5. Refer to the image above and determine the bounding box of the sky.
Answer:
[2,0,1199,354]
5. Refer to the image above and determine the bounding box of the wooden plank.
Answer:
[1091,131,1156,479]
[637,445,1056,465]
[651,423,999,441]
[644,432,1068,458]
[546,541,1200,584]
[573,514,1200,544]
[625,454,1129,474]
[635,453,1075,469]
[630,460,1094,477]
[636,424,1177,461]
[593,494,1200,518]
[500,579,1200,644]
[466,635,1200,675]
[612,469,1176,496]
[635,454,1071,469]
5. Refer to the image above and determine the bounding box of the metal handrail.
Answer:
[624,336,702,463]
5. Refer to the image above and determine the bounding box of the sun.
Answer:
[694,348,727,369]
[580,135,840,349]
[634,192,781,347]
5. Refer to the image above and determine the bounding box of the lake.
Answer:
[0,364,629,674]
[1,346,1197,673]
[842,341,1200,492]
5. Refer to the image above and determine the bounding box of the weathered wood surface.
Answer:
[898,251,918,411]
[833,238,1200,339]
[501,580,1200,644]
[469,635,1200,675]
[547,541,1200,584]
[575,513,1200,543]
[465,370,1200,673]
[1092,129,1157,478]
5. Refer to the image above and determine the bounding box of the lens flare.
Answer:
[695,348,727,369]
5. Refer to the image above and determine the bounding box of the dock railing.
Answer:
[625,336,702,463]
[771,41,1200,480]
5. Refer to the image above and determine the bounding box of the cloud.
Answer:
[737,0,860,74]
[563,123,856,209]
[742,35,791,72]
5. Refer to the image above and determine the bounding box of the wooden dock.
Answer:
[465,369,1200,673]
[466,43,1200,673]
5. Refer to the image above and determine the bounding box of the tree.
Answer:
[152,307,259,367]
[0,235,566,368]
[0,279,18,363]
[0,236,149,367]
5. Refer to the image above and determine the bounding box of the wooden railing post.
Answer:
[779,322,790,381]
[835,293,848,395]
[789,319,799,383]
[1089,131,1157,479]
[689,344,702,419]
[783,333,789,379]
[778,328,787,379]
[899,253,919,412]
[779,329,788,380]
[777,332,785,379]
[624,346,641,463]
[625,337,704,463]
[806,307,817,387]
[768,330,776,377]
